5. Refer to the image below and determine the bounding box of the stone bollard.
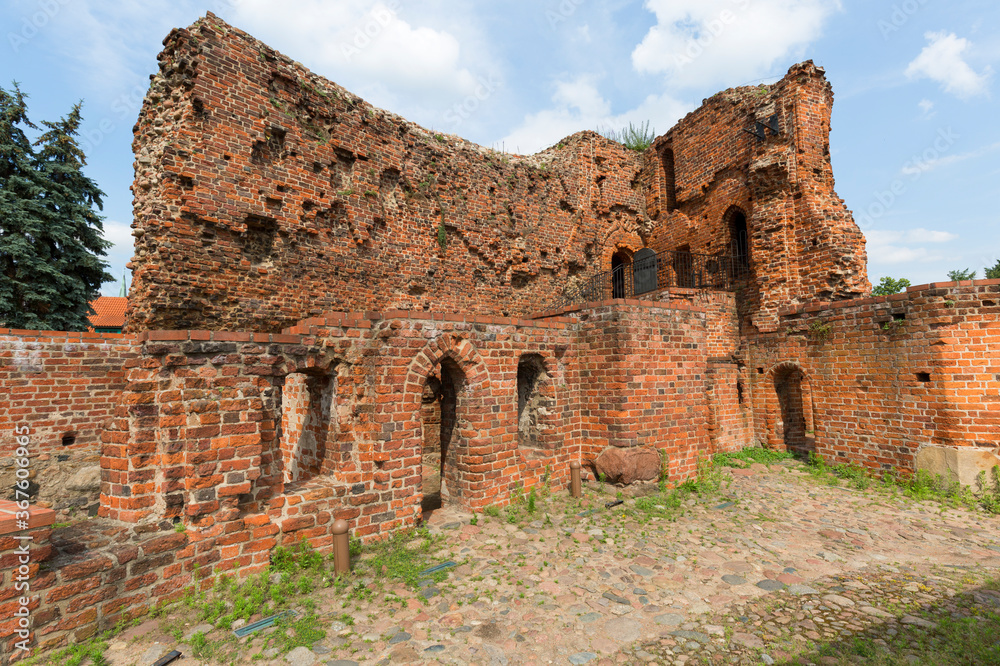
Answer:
[333,519,350,574]
[570,461,582,498]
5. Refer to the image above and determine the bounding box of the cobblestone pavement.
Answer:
[99,461,1000,666]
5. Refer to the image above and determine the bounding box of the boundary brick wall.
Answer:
[747,280,1000,471]
[0,300,757,661]
[0,331,138,517]
[127,13,652,333]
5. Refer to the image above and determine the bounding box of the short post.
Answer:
[333,519,350,574]
[570,461,582,498]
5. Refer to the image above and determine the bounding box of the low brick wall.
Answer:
[0,330,138,518]
[748,279,1000,471]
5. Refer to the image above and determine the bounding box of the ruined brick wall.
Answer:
[127,14,651,333]
[0,331,138,518]
[569,301,711,479]
[642,61,870,332]
[748,280,1000,471]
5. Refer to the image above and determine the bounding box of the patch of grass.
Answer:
[629,456,728,523]
[803,454,999,514]
[713,446,795,468]
[353,528,449,591]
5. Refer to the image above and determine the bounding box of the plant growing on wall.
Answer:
[597,120,656,151]
[437,219,447,251]
[808,320,832,340]
[985,260,1000,280]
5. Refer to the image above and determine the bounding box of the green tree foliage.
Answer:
[871,276,910,296]
[947,268,976,282]
[0,84,112,331]
[985,260,1000,280]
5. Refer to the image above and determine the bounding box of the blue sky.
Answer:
[2,0,998,296]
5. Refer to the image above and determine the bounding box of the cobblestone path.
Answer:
[101,460,1000,665]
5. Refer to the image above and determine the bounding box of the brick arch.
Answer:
[392,334,494,516]
[761,361,815,454]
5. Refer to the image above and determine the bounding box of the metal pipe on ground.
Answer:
[333,519,350,573]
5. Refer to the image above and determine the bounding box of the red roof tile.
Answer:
[88,296,127,329]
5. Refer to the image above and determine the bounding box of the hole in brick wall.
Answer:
[61,433,76,446]
[242,215,278,264]
[250,126,287,165]
[757,367,764,374]
[178,175,194,188]
[662,148,677,211]
[192,97,207,119]
[892,313,906,321]
[984,300,996,307]
[916,372,931,383]
[737,380,745,405]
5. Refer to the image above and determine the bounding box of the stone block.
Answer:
[916,445,1000,488]
[595,447,661,485]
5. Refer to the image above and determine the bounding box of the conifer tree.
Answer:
[0,84,112,331]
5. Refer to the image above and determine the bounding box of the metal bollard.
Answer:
[570,461,582,498]
[333,519,350,574]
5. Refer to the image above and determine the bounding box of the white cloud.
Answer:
[631,0,841,89]
[497,78,690,154]
[905,32,992,99]
[917,99,935,119]
[900,141,1000,175]
[230,0,492,112]
[864,228,956,265]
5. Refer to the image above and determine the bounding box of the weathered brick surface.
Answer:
[645,61,869,332]
[0,331,138,517]
[747,280,1000,470]
[126,15,654,333]
[125,15,867,336]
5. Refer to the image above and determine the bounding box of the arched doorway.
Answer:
[611,249,631,298]
[770,363,815,456]
[420,358,466,512]
[724,206,750,272]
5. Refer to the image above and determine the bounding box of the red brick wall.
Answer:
[644,61,869,332]
[0,330,136,456]
[0,331,138,517]
[127,14,651,333]
[748,280,1000,471]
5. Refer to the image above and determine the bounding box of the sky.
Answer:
[2,0,998,296]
